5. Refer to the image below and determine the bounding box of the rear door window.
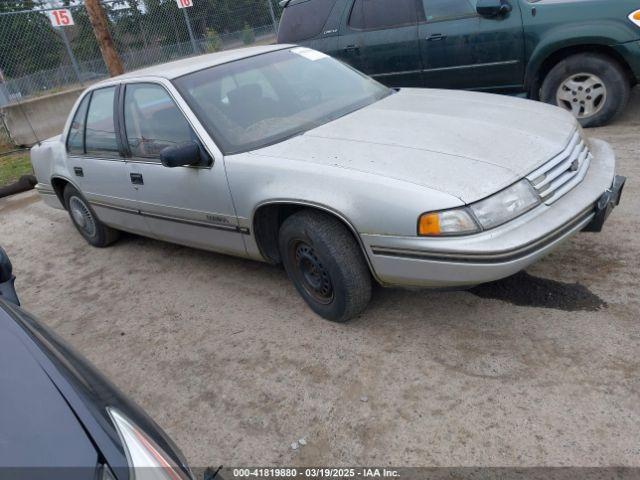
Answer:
[349,0,418,30]
[277,0,338,42]
[85,87,119,154]
[421,0,476,21]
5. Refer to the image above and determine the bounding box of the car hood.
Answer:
[0,304,99,472]
[253,88,578,203]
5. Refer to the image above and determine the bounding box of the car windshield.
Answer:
[173,48,391,154]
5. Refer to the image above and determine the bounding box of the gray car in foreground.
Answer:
[30,45,625,322]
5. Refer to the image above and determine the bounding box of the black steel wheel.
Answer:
[288,239,335,305]
[279,210,372,323]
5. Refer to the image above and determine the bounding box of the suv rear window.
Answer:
[277,0,337,43]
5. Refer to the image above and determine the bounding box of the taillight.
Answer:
[107,408,191,480]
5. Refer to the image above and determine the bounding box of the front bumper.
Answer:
[363,138,622,287]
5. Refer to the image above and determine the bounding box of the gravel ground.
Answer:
[1,89,639,469]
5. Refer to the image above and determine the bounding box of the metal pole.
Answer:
[266,0,278,34]
[182,8,198,54]
[59,28,84,85]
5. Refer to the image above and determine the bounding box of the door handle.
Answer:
[426,33,447,41]
[130,173,144,185]
[73,167,84,177]
[344,44,360,53]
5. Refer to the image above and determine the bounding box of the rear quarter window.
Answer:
[349,0,418,30]
[66,94,90,154]
[277,0,338,43]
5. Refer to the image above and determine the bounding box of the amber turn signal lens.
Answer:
[418,213,441,236]
[630,10,640,26]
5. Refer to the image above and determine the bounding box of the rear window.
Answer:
[277,0,337,43]
[349,0,418,31]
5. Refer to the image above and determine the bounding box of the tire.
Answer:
[63,184,119,248]
[540,53,630,128]
[279,210,372,323]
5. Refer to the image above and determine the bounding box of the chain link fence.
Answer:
[0,0,282,107]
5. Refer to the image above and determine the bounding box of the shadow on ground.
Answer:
[469,271,606,312]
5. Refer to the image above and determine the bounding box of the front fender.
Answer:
[224,153,463,259]
[525,18,638,86]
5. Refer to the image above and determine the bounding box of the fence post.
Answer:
[59,28,84,85]
[266,0,278,34]
[182,9,198,54]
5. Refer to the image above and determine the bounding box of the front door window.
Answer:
[123,83,194,159]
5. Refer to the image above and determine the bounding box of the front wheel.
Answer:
[63,185,119,248]
[279,210,372,323]
[540,53,630,128]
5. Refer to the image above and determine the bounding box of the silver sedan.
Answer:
[30,45,625,322]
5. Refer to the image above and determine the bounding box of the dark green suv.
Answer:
[277,0,640,127]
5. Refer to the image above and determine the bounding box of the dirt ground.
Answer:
[1,89,639,469]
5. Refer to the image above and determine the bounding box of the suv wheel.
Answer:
[279,210,372,323]
[63,185,120,248]
[540,53,630,128]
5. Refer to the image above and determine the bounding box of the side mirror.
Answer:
[160,142,210,168]
[476,0,512,17]
[0,247,20,305]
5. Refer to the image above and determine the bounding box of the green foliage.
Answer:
[0,151,32,187]
[0,2,63,78]
[205,28,222,52]
[241,23,255,45]
[0,0,284,85]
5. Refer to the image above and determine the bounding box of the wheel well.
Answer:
[528,45,636,99]
[253,203,369,267]
[51,177,70,209]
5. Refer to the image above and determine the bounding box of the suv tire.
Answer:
[279,210,372,322]
[540,53,630,128]
[63,184,120,248]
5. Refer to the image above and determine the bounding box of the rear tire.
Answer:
[540,53,630,128]
[279,210,372,323]
[63,185,119,248]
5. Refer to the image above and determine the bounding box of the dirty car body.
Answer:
[30,45,625,322]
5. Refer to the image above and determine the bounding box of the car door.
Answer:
[66,85,148,235]
[418,0,525,90]
[335,0,423,87]
[120,81,246,258]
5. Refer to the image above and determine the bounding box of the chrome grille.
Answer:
[527,130,591,204]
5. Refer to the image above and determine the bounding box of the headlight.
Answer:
[417,179,540,236]
[418,208,480,236]
[629,9,640,27]
[108,408,191,480]
[470,179,540,230]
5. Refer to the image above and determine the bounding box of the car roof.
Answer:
[99,44,293,84]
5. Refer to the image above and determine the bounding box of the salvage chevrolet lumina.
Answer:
[30,45,625,322]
